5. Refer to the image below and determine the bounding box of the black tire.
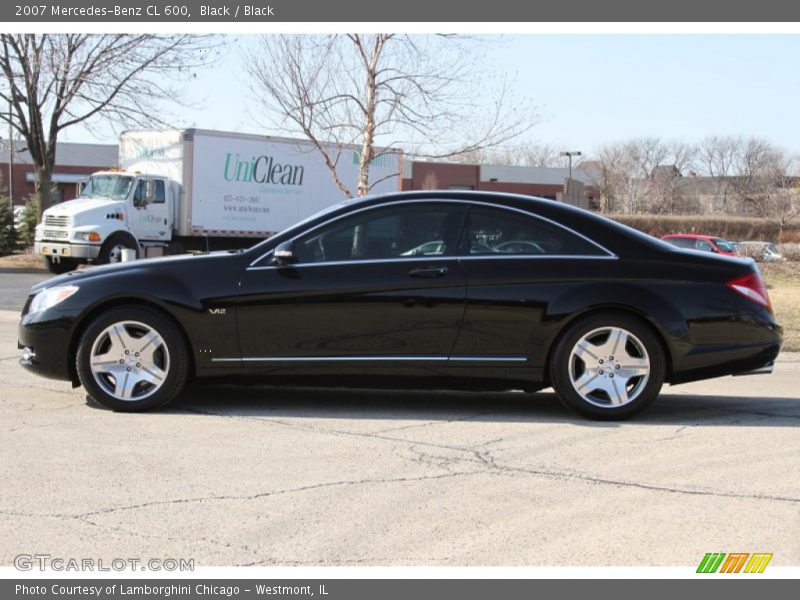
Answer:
[165,241,185,256]
[45,257,78,274]
[76,305,189,411]
[549,312,667,420]
[98,234,138,265]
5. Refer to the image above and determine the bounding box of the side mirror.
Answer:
[273,240,296,265]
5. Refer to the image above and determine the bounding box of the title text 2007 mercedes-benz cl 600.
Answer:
[18,191,782,419]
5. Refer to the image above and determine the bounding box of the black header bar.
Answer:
[4,0,800,23]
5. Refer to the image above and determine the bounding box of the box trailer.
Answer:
[34,129,402,273]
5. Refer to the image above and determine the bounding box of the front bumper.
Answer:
[18,308,77,381]
[34,240,100,260]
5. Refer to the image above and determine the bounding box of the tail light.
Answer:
[727,271,772,311]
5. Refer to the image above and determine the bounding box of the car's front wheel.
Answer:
[549,312,666,419]
[76,306,189,411]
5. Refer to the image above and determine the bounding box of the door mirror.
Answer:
[273,241,296,265]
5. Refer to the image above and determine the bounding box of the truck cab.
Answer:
[35,170,175,273]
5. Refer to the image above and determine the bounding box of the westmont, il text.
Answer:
[16,584,326,597]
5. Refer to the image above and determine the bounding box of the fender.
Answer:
[540,281,692,370]
[62,261,242,374]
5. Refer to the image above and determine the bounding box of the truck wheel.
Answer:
[76,306,190,411]
[549,312,666,420]
[46,257,78,274]
[98,235,138,264]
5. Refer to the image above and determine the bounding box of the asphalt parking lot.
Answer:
[0,272,798,567]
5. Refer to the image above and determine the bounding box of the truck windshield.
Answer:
[80,175,134,201]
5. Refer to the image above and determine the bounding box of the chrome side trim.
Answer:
[246,254,616,271]
[249,256,460,270]
[211,355,528,364]
[248,198,616,268]
[449,356,528,362]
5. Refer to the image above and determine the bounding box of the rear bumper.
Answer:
[733,361,774,376]
[669,310,782,384]
[670,336,782,384]
[34,241,100,260]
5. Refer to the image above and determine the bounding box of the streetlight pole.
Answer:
[560,150,582,181]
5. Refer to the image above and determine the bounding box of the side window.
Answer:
[463,206,605,256]
[294,204,465,264]
[152,180,166,204]
[670,238,694,248]
[132,180,145,206]
[695,239,714,252]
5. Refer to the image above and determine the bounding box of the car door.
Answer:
[234,202,468,372]
[131,178,170,241]
[451,204,612,362]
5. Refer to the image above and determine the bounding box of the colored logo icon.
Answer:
[697,553,773,573]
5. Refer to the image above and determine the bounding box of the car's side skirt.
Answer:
[211,355,529,363]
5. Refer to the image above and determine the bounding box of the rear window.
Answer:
[464,206,607,256]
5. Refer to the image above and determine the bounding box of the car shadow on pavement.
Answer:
[153,384,800,428]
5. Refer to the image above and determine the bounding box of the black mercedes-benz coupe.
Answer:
[18,191,782,419]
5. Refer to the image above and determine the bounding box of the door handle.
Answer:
[409,265,448,278]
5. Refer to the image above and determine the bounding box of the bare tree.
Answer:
[453,142,563,168]
[697,135,740,210]
[245,34,535,197]
[586,138,697,214]
[0,34,218,217]
[420,171,439,190]
[644,141,697,214]
[744,152,800,240]
[729,137,784,212]
[586,144,631,213]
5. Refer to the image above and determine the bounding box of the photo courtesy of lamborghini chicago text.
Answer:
[1,0,799,597]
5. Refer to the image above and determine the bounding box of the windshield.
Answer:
[713,238,736,252]
[80,175,134,201]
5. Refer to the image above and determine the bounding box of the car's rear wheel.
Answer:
[549,313,666,419]
[76,306,189,411]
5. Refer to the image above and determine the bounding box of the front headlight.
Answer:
[29,285,80,314]
[74,231,102,242]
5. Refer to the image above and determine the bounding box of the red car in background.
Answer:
[661,234,738,256]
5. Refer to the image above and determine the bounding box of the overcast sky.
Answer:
[60,34,800,158]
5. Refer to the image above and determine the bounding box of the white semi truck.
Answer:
[34,129,402,273]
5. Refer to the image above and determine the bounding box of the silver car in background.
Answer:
[736,241,784,262]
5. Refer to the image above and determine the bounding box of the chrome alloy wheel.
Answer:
[89,321,170,401]
[567,326,650,408]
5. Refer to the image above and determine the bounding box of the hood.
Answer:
[45,196,126,219]
[30,250,245,294]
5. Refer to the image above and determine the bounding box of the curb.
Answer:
[0,268,49,274]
